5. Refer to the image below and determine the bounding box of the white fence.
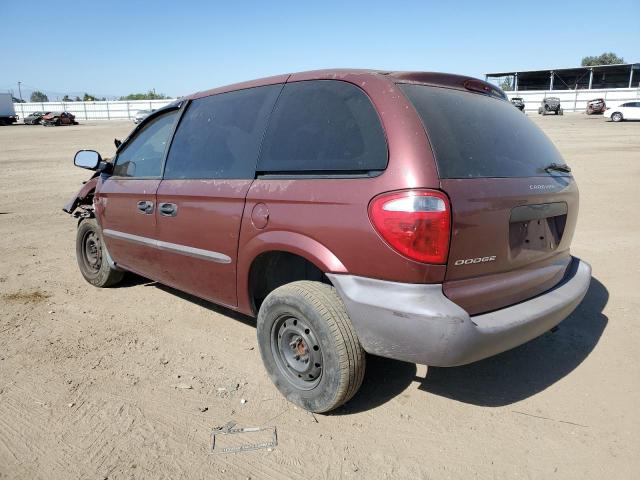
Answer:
[12,99,176,121]
[505,87,640,113]
[12,87,640,120]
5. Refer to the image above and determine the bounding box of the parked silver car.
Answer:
[132,109,155,124]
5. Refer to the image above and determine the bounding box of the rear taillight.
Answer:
[368,190,451,264]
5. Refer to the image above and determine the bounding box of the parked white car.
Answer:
[604,102,640,122]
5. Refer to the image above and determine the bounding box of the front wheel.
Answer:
[611,112,623,122]
[257,281,365,413]
[76,218,124,287]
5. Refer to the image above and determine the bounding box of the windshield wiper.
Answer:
[545,163,571,173]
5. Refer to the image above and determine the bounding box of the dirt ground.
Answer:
[0,114,638,480]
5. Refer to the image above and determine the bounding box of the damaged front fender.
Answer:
[62,176,99,215]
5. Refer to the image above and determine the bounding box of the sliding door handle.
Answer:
[159,202,178,217]
[137,200,154,214]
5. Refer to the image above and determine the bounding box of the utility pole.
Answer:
[17,81,23,102]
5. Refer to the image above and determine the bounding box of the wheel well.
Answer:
[80,189,95,205]
[248,251,331,314]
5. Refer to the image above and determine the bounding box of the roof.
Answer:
[187,69,506,101]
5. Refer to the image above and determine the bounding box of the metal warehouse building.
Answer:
[485,63,639,112]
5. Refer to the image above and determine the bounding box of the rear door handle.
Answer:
[159,202,178,217]
[137,200,154,214]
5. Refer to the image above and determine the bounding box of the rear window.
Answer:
[257,80,387,173]
[400,84,568,178]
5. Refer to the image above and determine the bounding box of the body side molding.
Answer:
[103,229,232,264]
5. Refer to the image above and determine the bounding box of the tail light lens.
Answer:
[368,190,451,264]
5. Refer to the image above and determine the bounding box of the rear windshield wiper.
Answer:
[545,163,571,173]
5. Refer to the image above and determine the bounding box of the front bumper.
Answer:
[327,257,591,367]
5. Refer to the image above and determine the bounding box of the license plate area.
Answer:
[509,202,567,259]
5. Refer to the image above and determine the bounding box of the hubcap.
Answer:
[82,230,102,273]
[271,315,323,390]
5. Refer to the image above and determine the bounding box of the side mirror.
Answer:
[74,150,101,170]
[114,138,122,148]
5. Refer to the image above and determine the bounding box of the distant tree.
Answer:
[581,52,625,67]
[83,93,97,101]
[119,90,170,101]
[30,90,49,102]
[500,77,513,91]
[12,96,25,103]
[62,94,73,102]
[74,96,82,102]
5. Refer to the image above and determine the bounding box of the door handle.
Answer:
[159,202,178,217]
[137,200,154,214]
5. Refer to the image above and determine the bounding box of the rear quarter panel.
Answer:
[236,72,444,314]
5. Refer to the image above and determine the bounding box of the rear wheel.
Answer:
[76,218,124,287]
[257,281,365,413]
[611,112,623,122]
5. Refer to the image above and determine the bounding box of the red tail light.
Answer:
[368,190,451,264]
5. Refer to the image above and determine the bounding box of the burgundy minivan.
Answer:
[65,70,591,412]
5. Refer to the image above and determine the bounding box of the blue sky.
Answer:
[2,0,638,99]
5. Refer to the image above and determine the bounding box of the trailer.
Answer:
[0,93,19,125]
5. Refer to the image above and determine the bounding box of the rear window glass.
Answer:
[257,80,387,173]
[399,84,568,178]
[164,84,282,179]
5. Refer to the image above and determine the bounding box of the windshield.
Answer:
[400,84,569,178]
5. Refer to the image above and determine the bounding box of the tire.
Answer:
[257,281,365,413]
[76,218,124,287]
[611,112,623,122]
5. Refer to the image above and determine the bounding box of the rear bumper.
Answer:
[327,257,591,367]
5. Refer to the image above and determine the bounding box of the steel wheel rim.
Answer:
[270,314,323,390]
[82,229,102,273]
